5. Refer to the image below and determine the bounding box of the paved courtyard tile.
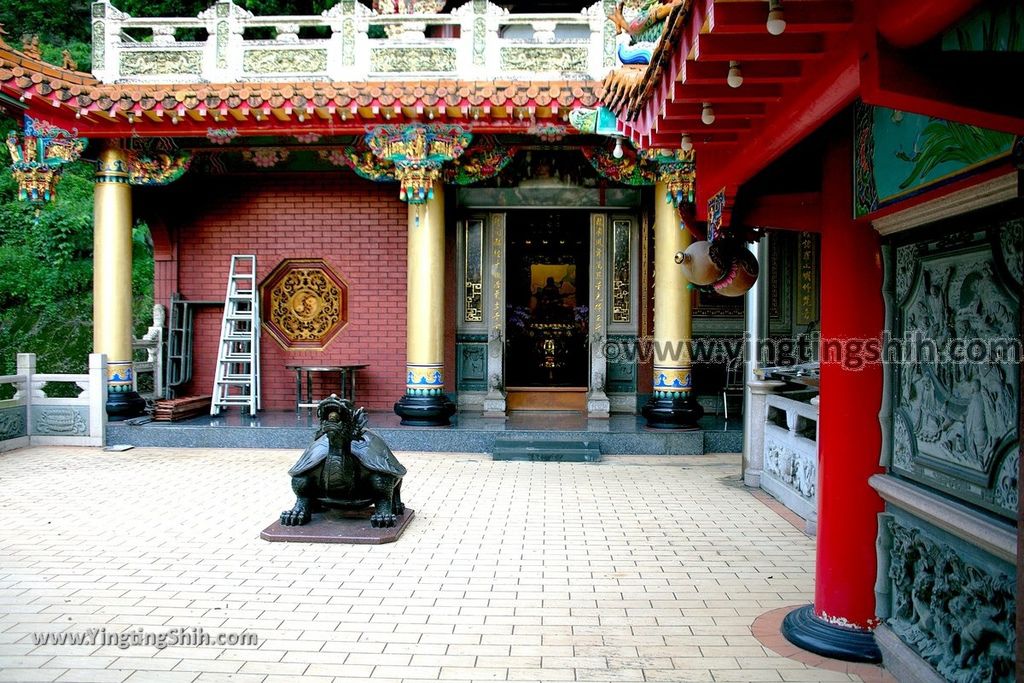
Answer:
[0,447,869,682]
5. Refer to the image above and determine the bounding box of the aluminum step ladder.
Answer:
[211,255,261,415]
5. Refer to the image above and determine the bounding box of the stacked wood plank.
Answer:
[153,396,212,422]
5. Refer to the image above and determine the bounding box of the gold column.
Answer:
[405,181,446,394]
[651,180,693,398]
[395,181,455,425]
[93,143,143,417]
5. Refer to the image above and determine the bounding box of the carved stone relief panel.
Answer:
[32,406,88,436]
[0,406,27,441]
[885,513,1015,682]
[888,218,1020,519]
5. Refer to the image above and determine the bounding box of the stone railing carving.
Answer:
[762,391,819,528]
[0,353,108,451]
[92,0,615,84]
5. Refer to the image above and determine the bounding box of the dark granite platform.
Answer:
[107,410,743,455]
[261,508,415,544]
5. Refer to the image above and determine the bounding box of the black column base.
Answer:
[394,394,456,426]
[782,605,882,664]
[641,395,704,429]
[106,390,147,421]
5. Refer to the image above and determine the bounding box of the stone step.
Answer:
[491,439,601,462]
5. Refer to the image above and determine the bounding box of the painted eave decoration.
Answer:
[5,115,86,204]
[260,259,350,351]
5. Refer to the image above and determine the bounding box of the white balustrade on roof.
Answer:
[90,0,618,84]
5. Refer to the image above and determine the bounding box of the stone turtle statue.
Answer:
[280,394,407,528]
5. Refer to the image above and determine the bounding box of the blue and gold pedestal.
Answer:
[395,364,455,426]
[642,365,703,429]
[105,360,146,421]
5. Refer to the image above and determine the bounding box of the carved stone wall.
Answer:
[883,512,1016,682]
[886,217,1021,519]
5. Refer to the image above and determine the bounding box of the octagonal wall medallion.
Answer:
[260,258,350,350]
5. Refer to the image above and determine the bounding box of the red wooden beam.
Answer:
[655,119,753,133]
[699,41,860,211]
[861,37,1024,136]
[709,1,853,34]
[664,101,768,119]
[877,0,985,48]
[672,82,784,103]
[738,192,822,232]
[693,33,825,61]
[647,131,740,147]
[679,59,803,85]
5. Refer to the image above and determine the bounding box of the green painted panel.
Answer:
[456,343,487,391]
[942,1,1024,52]
[854,103,1015,217]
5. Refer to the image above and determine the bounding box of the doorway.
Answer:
[504,211,590,410]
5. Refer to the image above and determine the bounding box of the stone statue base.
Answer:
[261,508,415,545]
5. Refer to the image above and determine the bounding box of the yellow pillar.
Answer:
[93,143,144,418]
[642,181,703,428]
[394,181,455,425]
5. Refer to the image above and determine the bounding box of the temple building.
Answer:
[0,0,1020,680]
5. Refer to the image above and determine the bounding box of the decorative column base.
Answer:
[106,391,147,421]
[781,605,882,664]
[641,395,704,429]
[105,361,146,421]
[394,395,456,427]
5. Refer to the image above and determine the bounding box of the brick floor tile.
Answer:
[0,448,883,683]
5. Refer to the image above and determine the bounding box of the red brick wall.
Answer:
[164,173,417,411]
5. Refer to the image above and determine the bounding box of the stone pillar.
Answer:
[642,181,703,428]
[743,380,786,487]
[394,181,456,426]
[93,143,145,420]
[781,126,883,663]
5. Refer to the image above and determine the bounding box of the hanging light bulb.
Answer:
[701,102,715,125]
[612,137,624,159]
[767,0,786,35]
[680,134,693,152]
[727,60,743,88]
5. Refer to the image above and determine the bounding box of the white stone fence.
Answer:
[0,353,107,452]
[744,381,819,533]
[92,0,615,84]
[762,392,819,529]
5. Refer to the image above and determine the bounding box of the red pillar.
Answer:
[782,122,885,662]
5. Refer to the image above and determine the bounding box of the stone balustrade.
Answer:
[0,353,108,451]
[91,0,617,84]
[761,390,819,531]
